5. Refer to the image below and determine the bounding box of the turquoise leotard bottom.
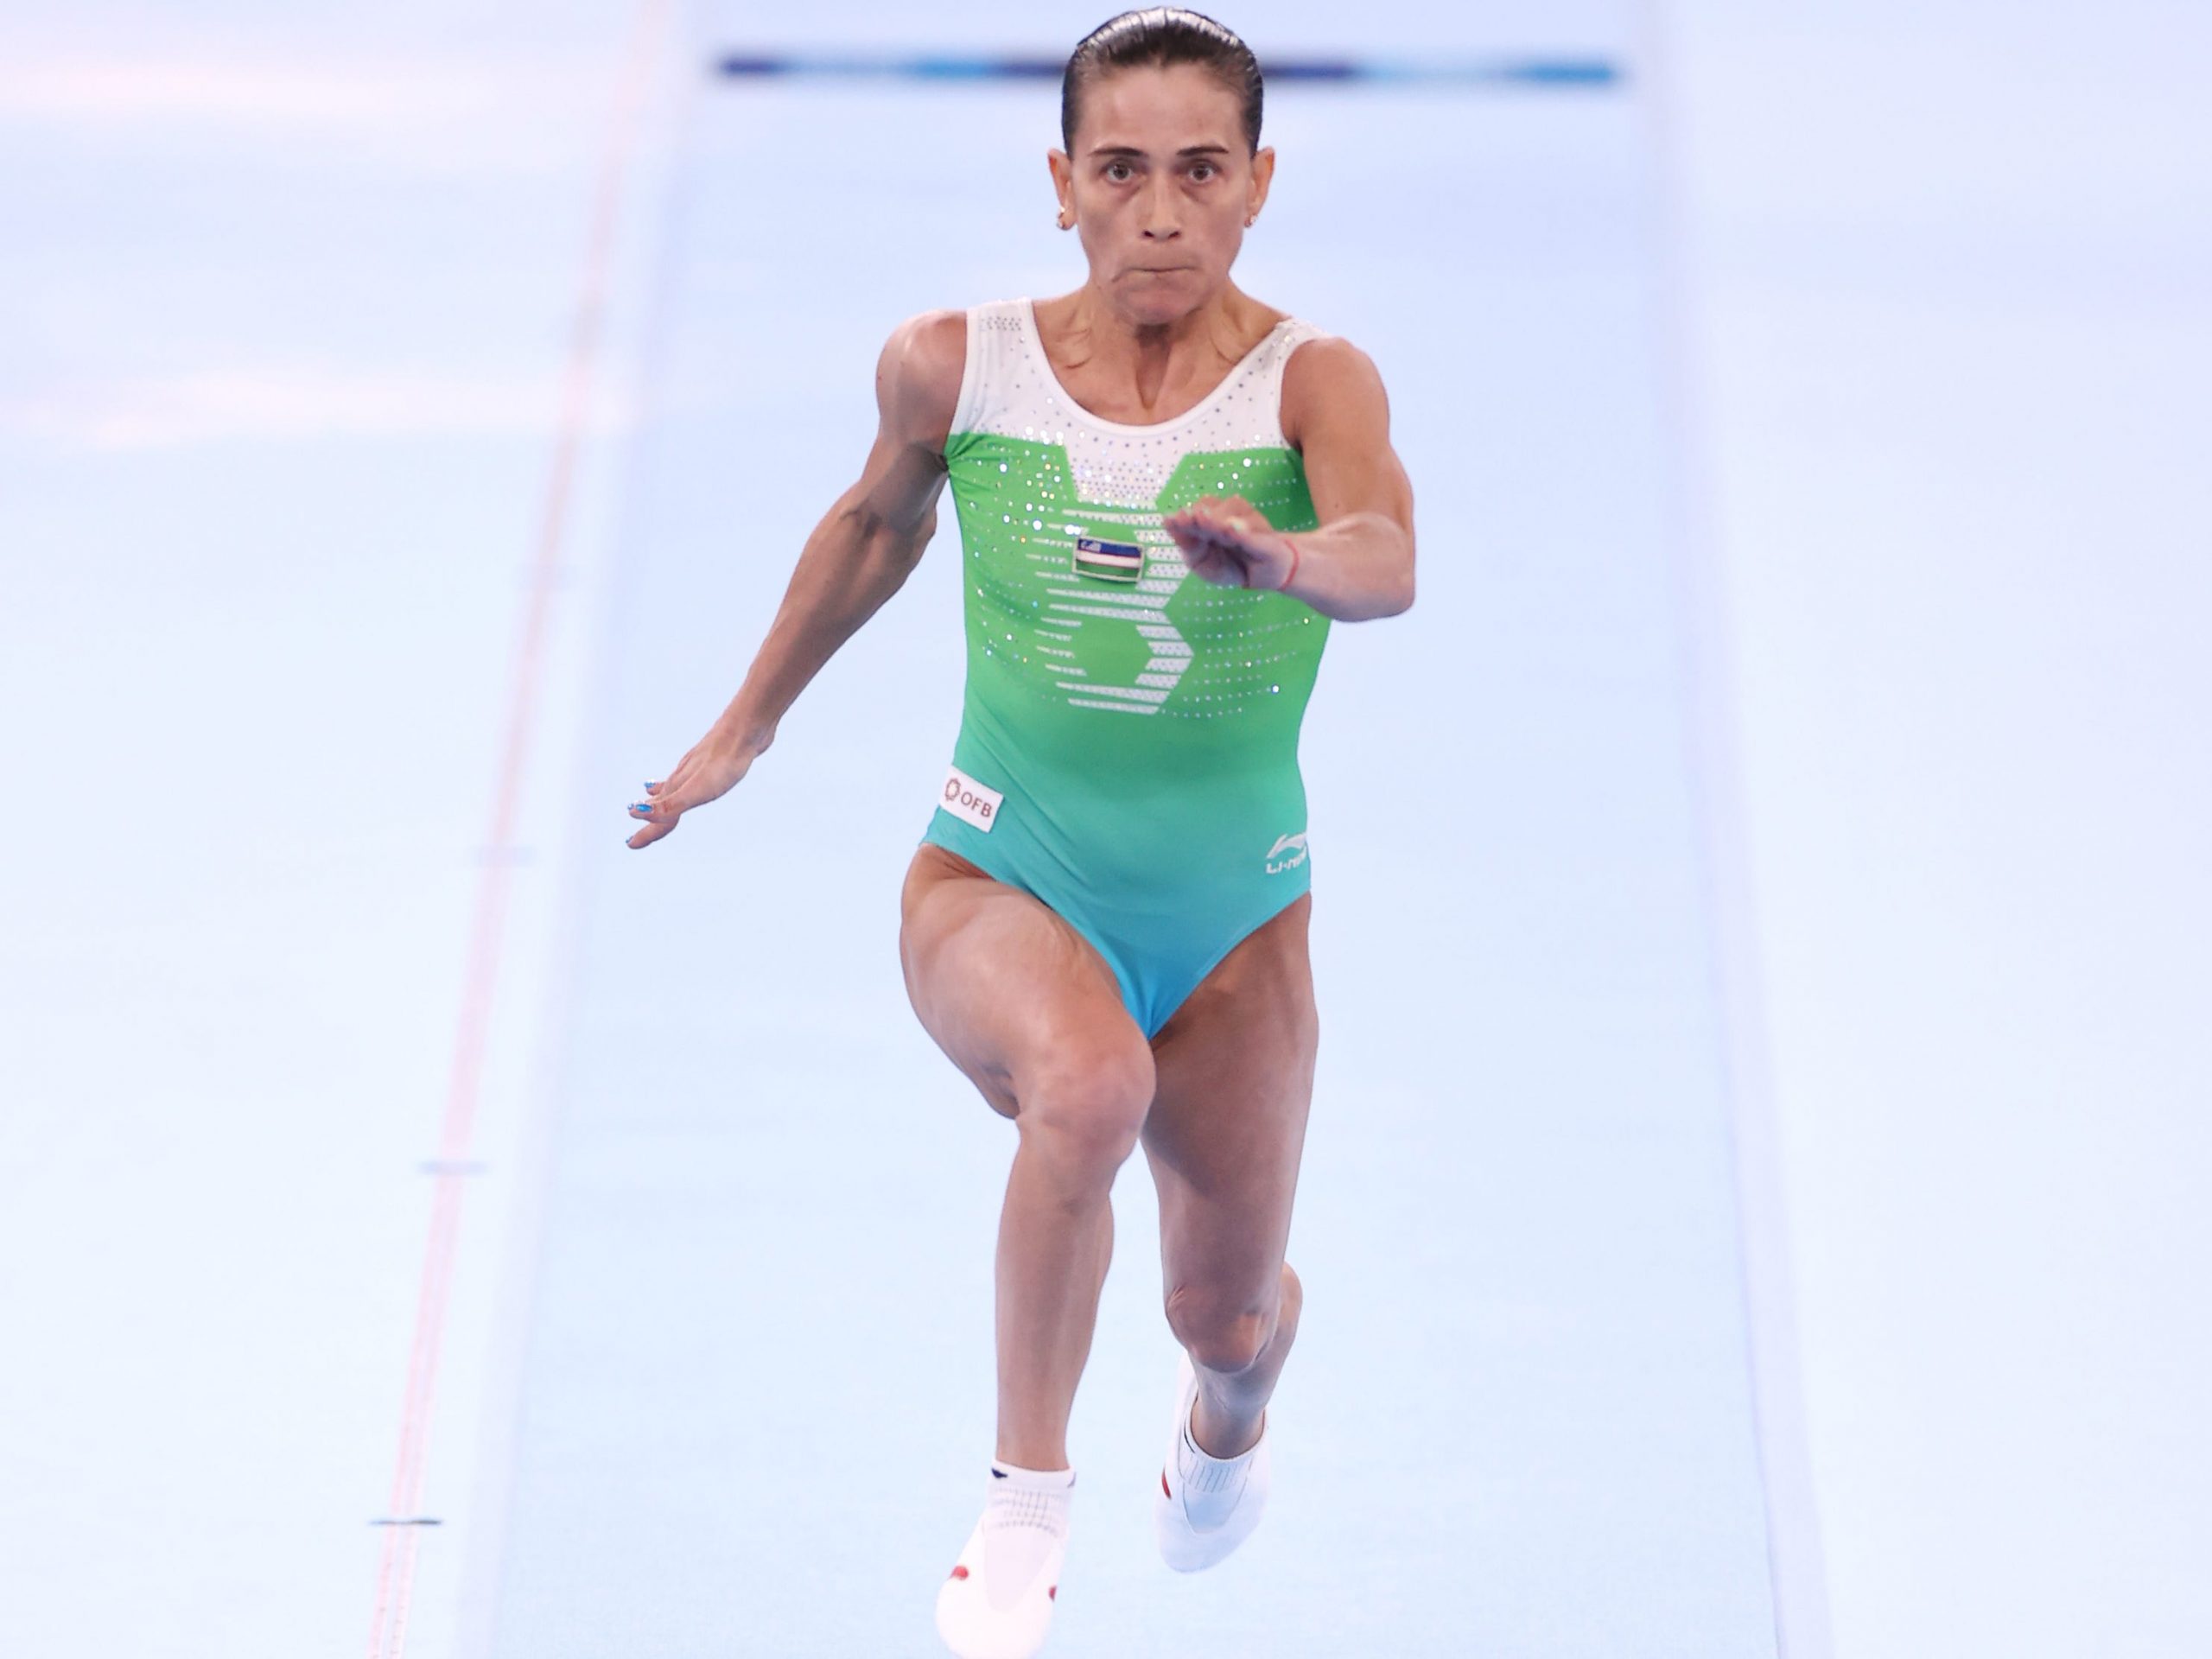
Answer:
[918,770,1312,1041]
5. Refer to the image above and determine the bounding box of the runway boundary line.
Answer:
[1632,4,1836,1656]
[363,3,674,1654]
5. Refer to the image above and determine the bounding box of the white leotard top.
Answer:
[950,296,1331,508]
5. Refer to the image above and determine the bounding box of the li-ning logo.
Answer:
[1265,831,1308,874]
[940,764,1003,833]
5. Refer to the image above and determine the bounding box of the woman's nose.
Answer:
[1140,175,1181,237]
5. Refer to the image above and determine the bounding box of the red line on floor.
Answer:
[365,4,670,1654]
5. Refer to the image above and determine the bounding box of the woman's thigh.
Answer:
[899,842,1153,1120]
[1141,892,1319,1300]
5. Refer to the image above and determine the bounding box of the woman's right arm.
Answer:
[626,308,966,849]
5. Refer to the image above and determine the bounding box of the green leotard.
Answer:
[921,298,1332,1037]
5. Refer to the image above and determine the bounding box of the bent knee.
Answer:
[1016,1039,1155,1176]
[1165,1283,1289,1376]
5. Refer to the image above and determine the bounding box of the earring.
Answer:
[1057,211,1072,230]
[1244,213,1256,226]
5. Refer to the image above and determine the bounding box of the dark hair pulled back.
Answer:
[1061,9,1263,157]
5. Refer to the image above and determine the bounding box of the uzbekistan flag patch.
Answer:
[1072,536,1145,583]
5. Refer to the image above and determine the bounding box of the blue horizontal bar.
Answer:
[713,52,1623,90]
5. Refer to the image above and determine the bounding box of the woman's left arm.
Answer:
[1162,336,1416,621]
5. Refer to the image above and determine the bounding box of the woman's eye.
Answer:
[1191,163,1216,181]
[1105,162,1131,181]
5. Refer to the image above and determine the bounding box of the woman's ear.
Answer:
[1248,144,1277,212]
[1046,150,1075,228]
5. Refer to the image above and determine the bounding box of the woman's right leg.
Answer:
[899,842,1157,1471]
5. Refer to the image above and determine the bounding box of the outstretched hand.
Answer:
[626,736,756,849]
[1161,495,1298,593]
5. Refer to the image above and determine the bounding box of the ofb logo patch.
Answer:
[1265,831,1308,874]
[940,764,1003,832]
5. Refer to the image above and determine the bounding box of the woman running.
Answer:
[626,10,1415,1655]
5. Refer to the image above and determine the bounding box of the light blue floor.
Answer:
[478,26,1777,1658]
[11,3,2210,1656]
[1663,6,2212,1653]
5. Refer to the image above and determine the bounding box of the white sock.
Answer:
[1174,1403,1261,1530]
[981,1460,1074,1610]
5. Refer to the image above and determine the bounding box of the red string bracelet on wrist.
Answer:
[1276,540,1301,594]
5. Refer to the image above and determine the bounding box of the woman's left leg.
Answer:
[1140,891,1319,1458]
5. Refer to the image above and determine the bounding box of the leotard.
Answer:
[920,297,1332,1037]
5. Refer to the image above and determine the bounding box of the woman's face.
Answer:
[1052,62,1274,324]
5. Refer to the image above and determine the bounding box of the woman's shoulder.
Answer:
[882,307,968,383]
[1279,327,1388,449]
[875,308,969,445]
